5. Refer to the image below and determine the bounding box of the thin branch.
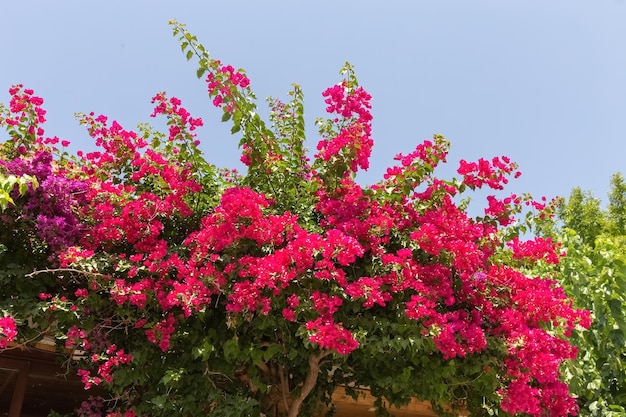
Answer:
[279,364,290,413]
[25,268,107,279]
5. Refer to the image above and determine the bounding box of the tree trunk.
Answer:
[286,351,330,417]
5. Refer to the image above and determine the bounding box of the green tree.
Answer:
[535,176,626,416]
[557,187,605,247]
[607,173,626,236]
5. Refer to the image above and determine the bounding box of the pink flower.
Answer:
[0,317,17,348]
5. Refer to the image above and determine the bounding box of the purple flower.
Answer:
[2,150,88,257]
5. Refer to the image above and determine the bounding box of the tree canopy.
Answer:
[0,21,590,417]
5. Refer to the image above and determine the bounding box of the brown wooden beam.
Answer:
[0,357,31,417]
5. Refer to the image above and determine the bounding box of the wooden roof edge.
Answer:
[328,386,469,417]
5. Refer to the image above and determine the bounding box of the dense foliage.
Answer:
[0,21,590,417]
[535,174,626,416]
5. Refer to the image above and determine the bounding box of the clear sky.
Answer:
[1,1,625,208]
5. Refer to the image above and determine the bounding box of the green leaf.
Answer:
[609,329,625,347]
[608,298,623,318]
[224,338,239,362]
[615,275,626,293]
[262,344,281,362]
[250,348,264,366]
[150,394,167,408]
[161,369,183,385]
[18,180,29,195]
[0,197,10,211]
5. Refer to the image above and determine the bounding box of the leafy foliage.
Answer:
[0,21,591,417]
[535,174,626,416]
[0,172,37,211]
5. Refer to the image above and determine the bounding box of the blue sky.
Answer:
[1,1,625,208]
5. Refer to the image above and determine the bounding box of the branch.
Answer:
[279,364,290,412]
[25,268,107,279]
[287,350,332,417]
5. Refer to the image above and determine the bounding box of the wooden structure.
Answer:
[0,346,92,417]
[327,387,437,416]
[1,347,438,417]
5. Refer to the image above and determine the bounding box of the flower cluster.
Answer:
[484,194,521,226]
[206,63,251,112]
[66,325,91,351]
[0,316,17,348]
[77,344,133,389]
[145,314,177,352]
[2,150,87,255]
[1,85,88,257]
[76,396,105,417]
[150,92,203,144]
[508,236,562,264]
[458,156,521,190]
[4,84,46,143]
[316,80,373,172]
[180,187,368,352]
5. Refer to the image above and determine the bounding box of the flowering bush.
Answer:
[0,21,590,417]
